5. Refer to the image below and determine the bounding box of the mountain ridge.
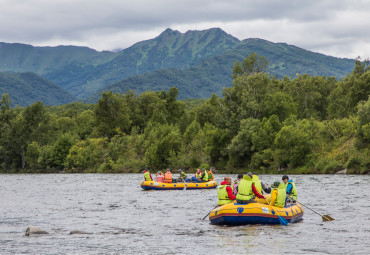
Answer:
[0,28,356,105]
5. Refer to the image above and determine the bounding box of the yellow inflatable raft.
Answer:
[140,180,218,190]
[209,202,303,225]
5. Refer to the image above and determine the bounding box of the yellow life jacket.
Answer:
[144,171,151,181]
[217,185,233,205]
[195,172,202,178]
[252,174,262,194]
[287,180,298,200]
[275,183,287,208]
[202,172,209,182]
[236,175,253,201]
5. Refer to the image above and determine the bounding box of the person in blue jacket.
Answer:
[282,175,298,202]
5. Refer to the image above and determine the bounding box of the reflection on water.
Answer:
[0,174,369,254]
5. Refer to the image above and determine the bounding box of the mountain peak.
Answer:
[159,28,181,37]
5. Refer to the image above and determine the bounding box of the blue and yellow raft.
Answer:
[209,201,303,225]
[140,180,218,190]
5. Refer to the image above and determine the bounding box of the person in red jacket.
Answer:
[143,170,153,181]
[217,177,236,206]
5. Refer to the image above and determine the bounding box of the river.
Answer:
[1,174,369,254]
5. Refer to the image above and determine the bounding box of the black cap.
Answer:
[282,175,289,180]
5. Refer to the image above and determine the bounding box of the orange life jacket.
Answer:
[164,171,172,183]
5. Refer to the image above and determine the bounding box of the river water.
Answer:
[0,174,369,254]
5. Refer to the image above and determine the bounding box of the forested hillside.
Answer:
[0,28,355,104]
[88,38,354,101]
[1,54,368,174]
[0,72,74,106]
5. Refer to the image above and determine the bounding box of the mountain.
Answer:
[0,72,75,106]
[87,38,355,101]
[0,28,240,99]
[0,28,355,103]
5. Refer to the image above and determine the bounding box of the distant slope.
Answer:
[0,72,75,106]
[0,28,240,99]
[0,28,355,103]
[87,38,355,102]
[0,43,114,74]
[50,28,240,98]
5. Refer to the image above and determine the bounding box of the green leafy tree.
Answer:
[94,91,131,138]
[232,52,269,78]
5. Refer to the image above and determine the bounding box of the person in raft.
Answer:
[178,169,190,182]
[143,170,153,181]
[200,169,209,182]
[251,172,271,194]
[282,175,298,202]
[164,169,173,183]
[270,181,287,208]
[156,171,164,182]
[233,174,243,195]
[208,169,214,181]
[191,169,202,183]
[217,177,236,206]
[236,172,265,204]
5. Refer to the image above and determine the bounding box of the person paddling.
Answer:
[270,181,287,208]
[282,175,298,202]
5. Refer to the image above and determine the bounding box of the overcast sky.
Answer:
[1,0,369,59]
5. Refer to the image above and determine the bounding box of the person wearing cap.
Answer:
[143,170,153,181]
[178,169,190,182]
[200,169,209,182]
[164,169,173,183]
[270,181,287,208]
[217,177,236,206]
[282,175,298,201]
[233,174,243,195]
[236,172,265,204]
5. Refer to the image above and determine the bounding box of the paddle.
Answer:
[288,196,334,221]
[265,198,289,225]
[202,205,218,221]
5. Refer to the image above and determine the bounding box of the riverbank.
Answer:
[1,166,367,174]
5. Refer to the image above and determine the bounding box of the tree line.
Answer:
[0,53,369,174]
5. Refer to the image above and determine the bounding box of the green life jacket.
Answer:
[252,175,262,194]
[236,175,253,201]
[180,171,187,178]
[275,183,287,208]
[287,180,298,200]
[202,172,209,182]
[217,185,233,205]
[195,172,202,178]
[144,171,151,181]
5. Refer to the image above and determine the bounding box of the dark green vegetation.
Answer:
[0,72,74,106]
[1,54,369,174]
[0,28,354,106]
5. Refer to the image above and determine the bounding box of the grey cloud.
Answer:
[0,0,369,58]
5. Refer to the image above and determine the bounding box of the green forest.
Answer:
[1,53,369,174]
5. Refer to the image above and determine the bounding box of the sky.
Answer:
[1,0,369,59]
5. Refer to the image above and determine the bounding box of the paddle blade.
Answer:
[278,215,289,225]
[322,215,335,221]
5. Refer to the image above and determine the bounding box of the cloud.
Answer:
[0,0,369,58]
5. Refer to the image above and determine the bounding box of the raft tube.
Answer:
[140,180,218,190]
[209,202,303,225]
